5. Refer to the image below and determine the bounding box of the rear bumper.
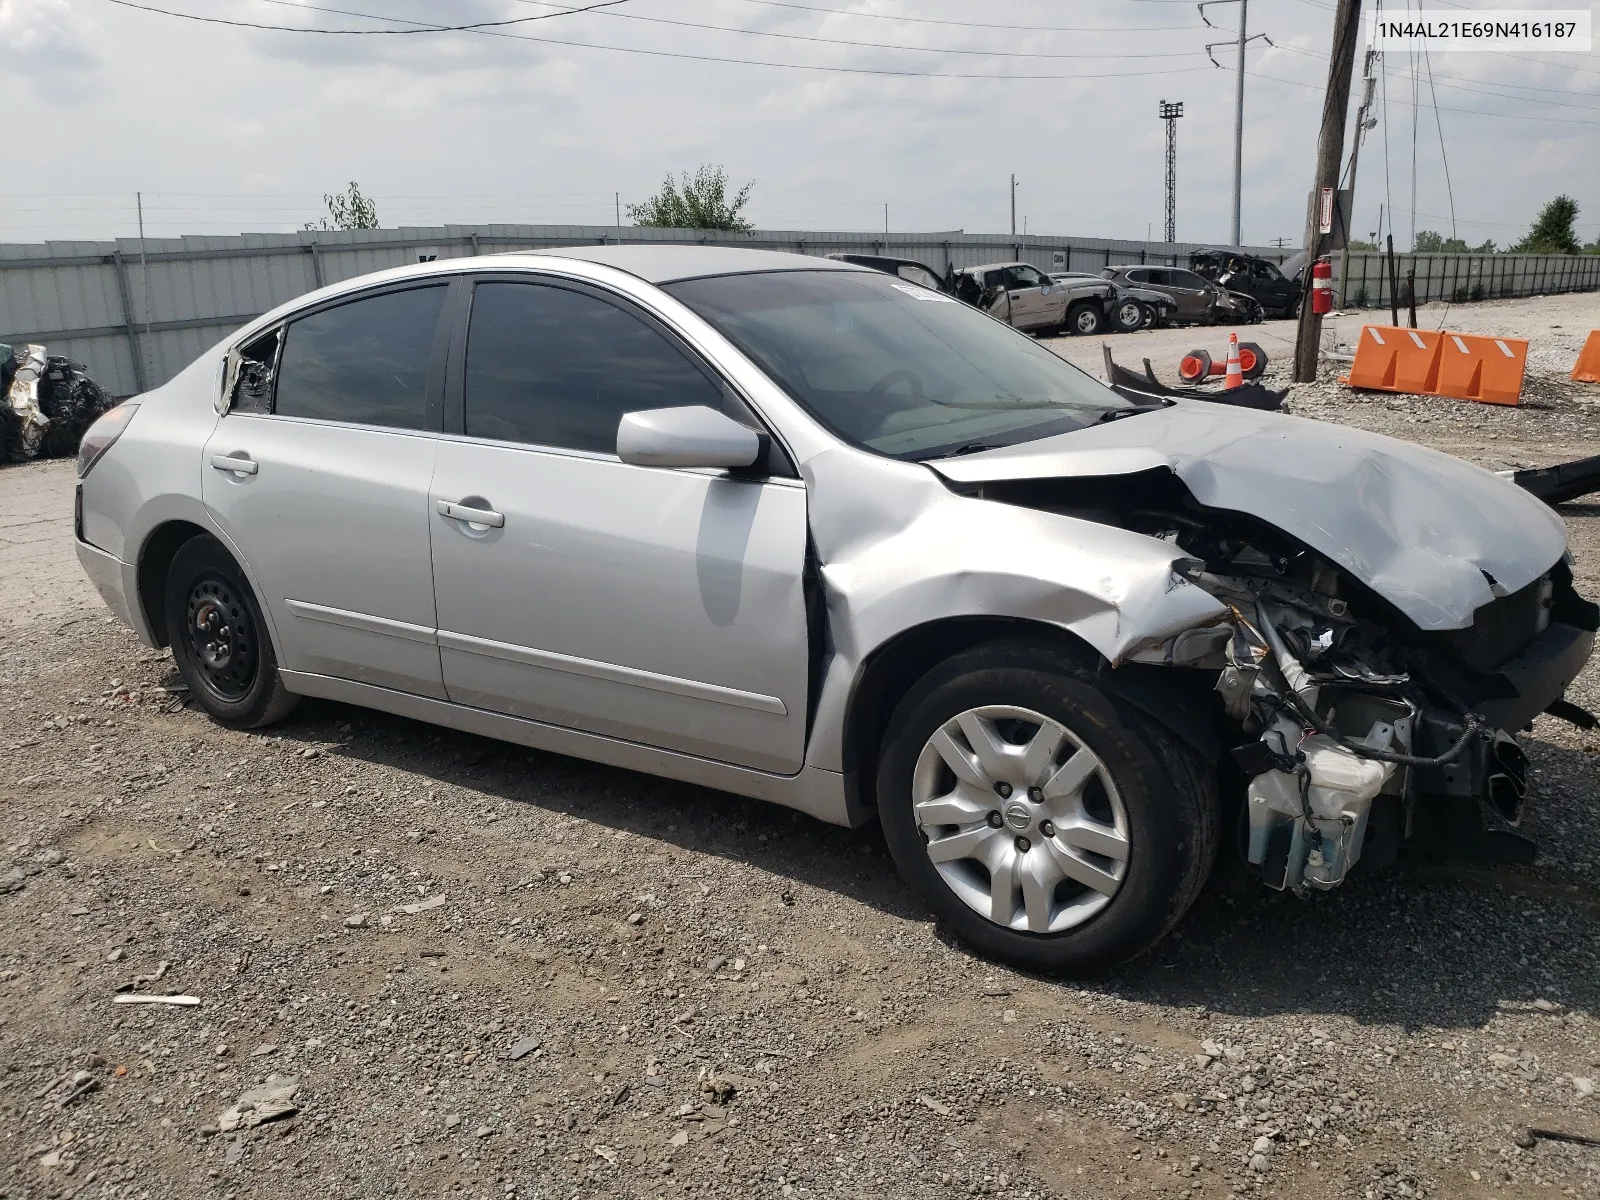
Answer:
[75,537,154,645]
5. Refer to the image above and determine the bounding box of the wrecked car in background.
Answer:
[1050,271,1178,332]
[1101,265,1263,326]
[72,247,1595,974]
[951,261,1119,335]
[1189,248,1303,319]
[1,342,115,463]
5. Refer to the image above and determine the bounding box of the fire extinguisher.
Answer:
[1310,257,1335,315]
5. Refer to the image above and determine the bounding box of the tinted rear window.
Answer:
[274,286,446,429]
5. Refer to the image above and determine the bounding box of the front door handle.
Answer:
[210,453,258,476]
[437,499,505,528]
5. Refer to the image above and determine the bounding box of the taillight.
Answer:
[77,402,139,478]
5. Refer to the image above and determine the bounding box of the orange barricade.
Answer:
[1345,325,1443,395]
[1574,330,1600,384]
[1436,331,1528,406]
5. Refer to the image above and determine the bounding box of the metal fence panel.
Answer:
[1336,251,1600,310]
[5,222,1597,396]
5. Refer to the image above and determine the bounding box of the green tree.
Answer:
[1416,230,1499,254]
[627,165,754,232]
[1510,195,1580,254]
[1347,238,1379,251]
[305,181,380,232]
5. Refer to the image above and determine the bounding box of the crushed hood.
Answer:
[931,401,1568,632]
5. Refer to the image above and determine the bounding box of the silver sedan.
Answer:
[73,247,1596,973]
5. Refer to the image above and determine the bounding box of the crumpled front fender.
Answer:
[800,447,1227,775]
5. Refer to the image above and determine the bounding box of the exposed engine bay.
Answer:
[970,467,1600,894]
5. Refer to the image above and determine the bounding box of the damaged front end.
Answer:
[974,467,1598,893]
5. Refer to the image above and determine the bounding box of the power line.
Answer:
[99,0,1222,81]
[102,0,627,34]
[1246,68,1600,126]
[1422,49,1457,242]
[724,0,1203,34]
[503,0,1205,59]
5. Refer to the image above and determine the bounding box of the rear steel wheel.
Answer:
[912,705,1130,934]
[164,535,298,730]
[184,575,258,701]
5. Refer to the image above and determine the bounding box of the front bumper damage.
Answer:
[1171,563,1595,893]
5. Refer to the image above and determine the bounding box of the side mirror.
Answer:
[616,405,763,471]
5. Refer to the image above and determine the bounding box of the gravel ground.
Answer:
[4,295,1600,1200]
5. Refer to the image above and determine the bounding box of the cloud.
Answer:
[0,0,100,72]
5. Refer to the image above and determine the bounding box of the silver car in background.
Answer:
[73,247,1596,973]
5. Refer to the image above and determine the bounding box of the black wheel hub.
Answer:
[185,576,257,701]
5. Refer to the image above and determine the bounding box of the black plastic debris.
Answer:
[1504,454,1600,507]
[1101,344,1287,412]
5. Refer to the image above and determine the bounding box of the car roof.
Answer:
[520,244,861,284]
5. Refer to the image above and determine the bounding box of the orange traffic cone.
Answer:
[1223,332,1244,390]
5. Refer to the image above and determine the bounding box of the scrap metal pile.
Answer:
[1,343,114,464]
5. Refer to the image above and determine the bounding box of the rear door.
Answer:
[426,276,810,773]
[1159,269,1214,320]
[201,282,453,697]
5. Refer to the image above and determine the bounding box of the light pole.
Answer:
[1201,0,1271,247]
[1159,100,1184,244]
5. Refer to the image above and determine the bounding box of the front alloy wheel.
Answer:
[913,705,1130,933]
[876,640,1218,975]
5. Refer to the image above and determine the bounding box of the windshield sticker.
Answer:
[891,283,957,303]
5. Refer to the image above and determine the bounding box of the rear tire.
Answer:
[1066,302,1105,336]
[876,639,1218,975]
[164,535,298,730]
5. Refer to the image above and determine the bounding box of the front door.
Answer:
[1001,264,1057,329]
[202,283,451,698]
[427,278,810,774]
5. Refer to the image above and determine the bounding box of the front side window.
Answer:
[1252,260,1284,282]
[666,269,1128,461]
[1007,265,1047,288]
[1172,270,1211,290]
[274,286,447,429]
[463,282,724,454]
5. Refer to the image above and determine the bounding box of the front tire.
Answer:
[876,640,1217,975]
[1111,298,1146,334]
[164,535,298,730]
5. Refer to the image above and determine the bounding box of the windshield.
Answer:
[664,270,1128,460]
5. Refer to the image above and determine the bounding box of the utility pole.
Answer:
[614,191,620,233]
[1201,1,1270,247]
[1292,0,1363,382]
[1009,174,1017,237]
[1336,52,1379,308]
[885,203,889,237]
[1159,100,1184,243]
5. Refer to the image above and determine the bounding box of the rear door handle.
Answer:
[436,499,505,528]
[210,454,258,475]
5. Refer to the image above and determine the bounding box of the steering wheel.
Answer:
[869,368,926,397]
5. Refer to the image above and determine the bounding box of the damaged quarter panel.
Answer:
[930,400,1568,632]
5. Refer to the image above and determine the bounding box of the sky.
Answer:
[1,0,1597,249]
